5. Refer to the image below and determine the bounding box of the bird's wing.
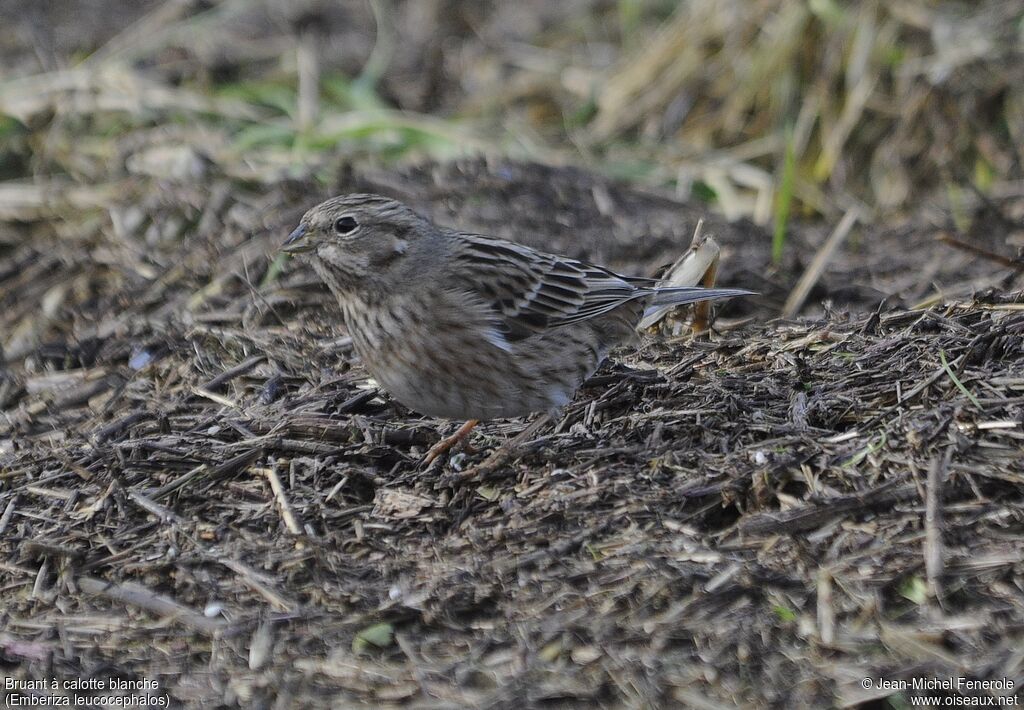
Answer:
[447,231,650,340]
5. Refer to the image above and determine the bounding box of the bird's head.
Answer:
[282,193,433,290]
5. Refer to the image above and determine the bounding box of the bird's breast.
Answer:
[335,292,609,421]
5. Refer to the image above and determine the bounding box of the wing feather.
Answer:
[447,231,647,339]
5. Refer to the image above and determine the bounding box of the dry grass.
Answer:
[3,1,1023,225]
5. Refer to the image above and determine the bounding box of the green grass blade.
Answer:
[773,125,796,265]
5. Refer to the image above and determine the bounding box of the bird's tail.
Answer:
[639,286,753,330]
[648,286,754,307]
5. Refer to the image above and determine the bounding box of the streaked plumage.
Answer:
[283,194,750,421]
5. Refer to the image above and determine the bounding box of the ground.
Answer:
[2,158,1023,708]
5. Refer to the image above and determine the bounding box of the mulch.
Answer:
[2,159,1024,708]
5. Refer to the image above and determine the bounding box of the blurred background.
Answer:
[2,0,1022,236]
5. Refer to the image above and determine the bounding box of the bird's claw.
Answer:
[422,419,480,465]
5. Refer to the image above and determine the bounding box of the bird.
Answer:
[282,193,751,463]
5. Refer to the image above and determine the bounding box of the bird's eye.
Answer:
[334,216,359,235]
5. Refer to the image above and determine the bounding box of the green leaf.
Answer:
[476,485,500,501]
[900,577,927,605]
[0,114,25,137]
[691,180,717,203]
[322,73,388,112]
[973,157,995,192]
[352,622,394,654]
[218,80,297,117]
[939,349,982,410]
[232,123,297,152]
[261,252,290,288]
[567,98,598,128]
[773,604,797,622]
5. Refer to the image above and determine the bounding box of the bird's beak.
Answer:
[282,223,313,253]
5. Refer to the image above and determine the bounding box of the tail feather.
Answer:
[639,286,754,330]
[647,286,755,307]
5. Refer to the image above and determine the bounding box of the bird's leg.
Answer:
[423,418,480,464]
[454,413,553,481]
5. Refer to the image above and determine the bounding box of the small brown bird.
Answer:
[283,194,750,461]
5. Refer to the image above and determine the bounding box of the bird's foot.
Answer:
[451,413,552,481]
[423,419,480,465]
